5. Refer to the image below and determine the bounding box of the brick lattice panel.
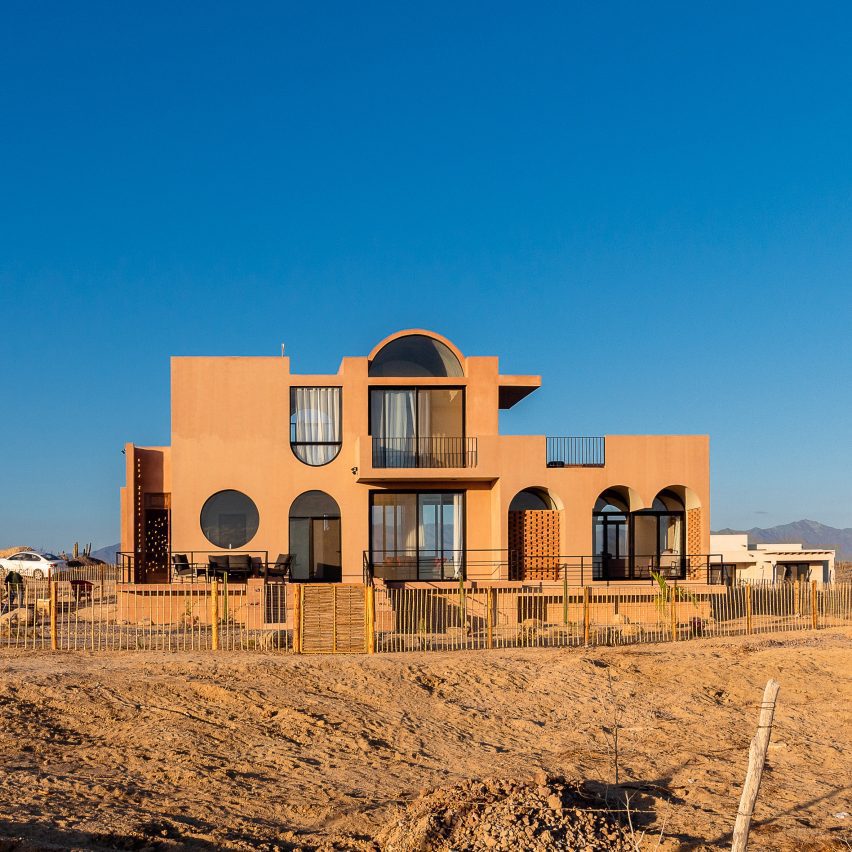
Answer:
[508,510,561,580]
[687,507,702,579]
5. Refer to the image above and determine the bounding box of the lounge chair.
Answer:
[172,554,196,581]
[264,553,292,581]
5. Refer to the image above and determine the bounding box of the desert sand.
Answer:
[0,630,850,851]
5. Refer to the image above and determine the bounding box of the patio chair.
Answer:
[172,554,196,581]
[264,553,292,581]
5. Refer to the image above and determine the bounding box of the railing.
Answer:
[546,436,605,467]
[116,551,271,583]
[506,554,724,585]
[371,436,477,469]
[365,549,511,583]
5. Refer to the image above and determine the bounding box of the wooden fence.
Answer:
[0,575,289,651]
[1,571,850,654]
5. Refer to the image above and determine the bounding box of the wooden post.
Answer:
[811,580,818,630]
[562,570,569,625]
[745,584,753,635]
[794,579,800,616]
[292,584,302,653]
[486,587,494,650]
[365,584,376,654]
[583,586,591,646]
[670,583,678,641]
[210,579,220,651]
[731,679,781,852]
[49,580,58,651]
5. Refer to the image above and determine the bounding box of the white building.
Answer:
[710,534,835,585]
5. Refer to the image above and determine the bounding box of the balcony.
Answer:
[546,436,605,467]
[372,437,478,469]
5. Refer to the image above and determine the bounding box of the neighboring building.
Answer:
[120,330,713,585]
[709,534,836,585]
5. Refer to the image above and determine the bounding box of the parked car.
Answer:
[0,550,67,580]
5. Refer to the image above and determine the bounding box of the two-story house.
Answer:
[120,329,712,586]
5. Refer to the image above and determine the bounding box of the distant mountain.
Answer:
[712,520,852,561]
[90,543,120,564]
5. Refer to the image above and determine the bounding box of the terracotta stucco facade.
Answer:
[120,330,711,584]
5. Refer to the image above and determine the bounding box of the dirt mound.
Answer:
[377,774,631,852]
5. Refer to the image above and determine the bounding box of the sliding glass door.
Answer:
[370,491,464,580]
[370,388,464,467]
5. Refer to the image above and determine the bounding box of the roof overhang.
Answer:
[498,375,541,409]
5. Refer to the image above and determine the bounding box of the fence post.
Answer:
[49,580,58,651]
[210,579,220,651]
[745,584,753,635]
[365,584,376,654]
[583,586,591,646]
[292,584,302,653]
[562,570,568,625]
[486,587,494,649]
[794,579,801,617]
[811,580,818,630]
[731,679,781,852]
[670,583,678,641]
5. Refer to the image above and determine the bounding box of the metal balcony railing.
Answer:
[546,436,605,467]
[372,437,477,469]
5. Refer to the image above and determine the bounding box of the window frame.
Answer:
[289,386,343,467]
[368,489,466,581]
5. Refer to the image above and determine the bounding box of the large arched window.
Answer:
[633,489,685,577]
[200,490,259,549]
[369,334,463,377]
[290,387,342,466]
[289,491,341,582]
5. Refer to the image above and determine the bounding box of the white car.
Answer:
[0,551,67,580]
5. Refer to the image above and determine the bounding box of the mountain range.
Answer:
[712,520,851,561]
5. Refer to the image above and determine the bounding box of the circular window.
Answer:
[200,490,259,549]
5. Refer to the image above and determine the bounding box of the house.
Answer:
[709,534,835,585]
[119,329,715,586]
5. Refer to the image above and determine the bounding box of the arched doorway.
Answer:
[289,491,341,582]
[508,488,561,580]
[593,488,632,580]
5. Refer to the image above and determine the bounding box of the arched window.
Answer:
[289,491,341,582]
[633,489,685,578]
[593,489,630,580]
[369,334,463,377]
[290,387,342,466]
[200,490,259,549]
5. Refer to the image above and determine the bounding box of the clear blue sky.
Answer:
[1,1,850,551]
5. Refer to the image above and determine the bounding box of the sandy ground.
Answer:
[0,630,850,851]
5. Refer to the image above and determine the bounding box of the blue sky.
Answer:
[1,1,850,550]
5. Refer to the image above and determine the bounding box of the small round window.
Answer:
[200,490,259,549]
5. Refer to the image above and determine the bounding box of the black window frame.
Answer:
[199,489,260,550]
[289,386,343,467]
[368,489,466,581]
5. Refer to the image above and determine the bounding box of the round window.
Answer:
[200,490,259,549]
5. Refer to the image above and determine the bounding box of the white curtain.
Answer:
[293,387,341,465]
[451,493,463,578]
[376,390,415,466]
